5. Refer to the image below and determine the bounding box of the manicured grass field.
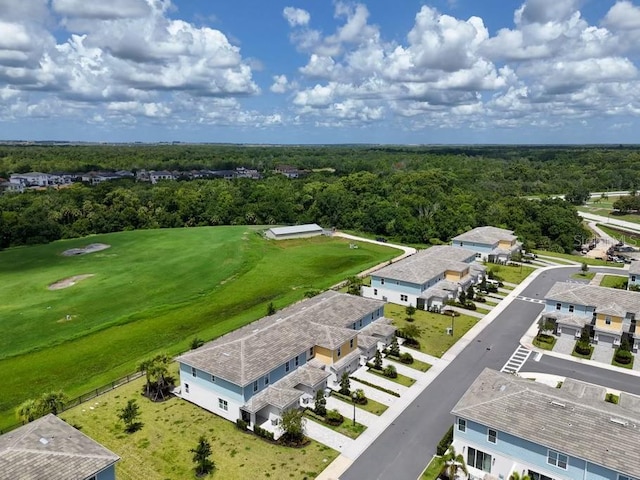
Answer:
[580,196,640,225]
[59,372,338,480]
[600,275,628,289]
[486,264,536,284]
[385,304,478,358]
[571,272,595,280]
[533,249,624,268]
[0,227,399,429]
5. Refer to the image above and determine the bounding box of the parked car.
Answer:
[375,237,388,243]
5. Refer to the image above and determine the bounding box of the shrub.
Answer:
[325,409,344,426]
[190,337,205,350]
[462,302,477,311]
[389,336,400,357]
[236,419,248,431]
[383,365,397,378]
[475,296,486,303]
[574,341,592,356]
[314,389,327,417]
[399,352,414,364]
[353,388,367,405]
[254,425,275,441]
[615,349,633,365]
[436,425,454,456]
[605,393,620,404]
[350,377,400,397]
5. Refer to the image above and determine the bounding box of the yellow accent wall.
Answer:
[595,313,623,332]
[498,239,515,249]
[314,346,334,366]
[445,269,468,281]
[313,338,358,365]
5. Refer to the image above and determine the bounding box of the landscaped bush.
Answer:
[462,302,476,311]
[350,377,400,397]
[475,296,487,303]
[536,334,555,344]
[353,389,367,405]
[615,349,633,365]
[235,419,248,431]
[605,393,620,404]
[574,341,592,356]
[436,425,454,456]
[325,409,344,426]
[399,352,414,364]
[254,425,275,441]
[383,365,397,379]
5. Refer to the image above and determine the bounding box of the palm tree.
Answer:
[509,472,531,480]
[40,391,67,415]
[138,359,153,397]
[15,399,40,423]
[440,446,468,480]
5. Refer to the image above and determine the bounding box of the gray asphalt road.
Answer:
[341,264,630,480]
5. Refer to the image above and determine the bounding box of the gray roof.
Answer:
[0,414,119,480]
[452,369,640,479]
[267,224,323,236]
[177,291,385,386]
[545,281,640,316]
[360,318,396,339]
[243,386,302,414]
[452,226,517,245]
[373,245,476,284]
[630,262,640,275]
[544,311,591,328]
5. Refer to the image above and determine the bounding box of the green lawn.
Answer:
[571,272,595,280]
[0,227,399,429]
[59,372,337,480]
[533,334,557,351]
[367,368,415,387]
[600,275,628,289]
[475,307,491,315]
[421,456,444,479]
[580,196,640,225]
[533,249,624,268]
[386,304,478,358]
[572,344,594,360]
[612,356,634,369]
[303,410,366,439]
[331,392,388,416]
[486,264,536,284]
[386,356,432,372]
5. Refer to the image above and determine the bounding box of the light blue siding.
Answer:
[455,418,621,480]
[629,273,640,289]
[544,299,595,317]
[452,240,495,253]
[180,363,244,403]
[242,352,308,399]
[353,308,385,330]
[96,465,116,480]
[371,276,422,295]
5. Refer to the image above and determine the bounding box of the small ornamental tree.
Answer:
[314,389,326,417]
[373,349,383,370]
[39,391,67,415]
[389,335,400,357]
[405,304,416,321]
[458,290,466,305]
[118,399,142,433]
[280,408,306,444]
[267,302,276,316]
[383,364,397,379]
[339,371,351,396]
[190,436,215,477]
[581,262,589,274]
[466,285,475,301]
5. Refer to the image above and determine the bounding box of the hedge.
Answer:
[436,425,454,456]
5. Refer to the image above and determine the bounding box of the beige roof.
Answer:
[545,281,640,316]
[177,291,385,386]
[629,262,640,275]
[452,369,640,479]
[0,414,119,480]
[452,226,517,245]
[373,245,477,284]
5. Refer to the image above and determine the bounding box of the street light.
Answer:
[451,311,455,337]
[352,392,357,426]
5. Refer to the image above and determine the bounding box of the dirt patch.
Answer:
[62,243,110,256]
[48,274,95,290]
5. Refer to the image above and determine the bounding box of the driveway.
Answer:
[591,342,614,364]
[553,335,575,355]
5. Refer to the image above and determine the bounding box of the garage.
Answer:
[558,325,579,339]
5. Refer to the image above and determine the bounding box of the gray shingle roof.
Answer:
[177,291,385,386]
[452,369,640,478]
[0,414,119,480]
[452,226,517,244]
[629,262,640,275]
[545,281,640,316]
[373,245,477,284]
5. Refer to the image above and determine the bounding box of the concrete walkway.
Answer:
[305,418,353,453]
[589,272,605,286]
[447,305,485,318]
[326,397,379,427]
[347,380,397,405]
[351,367,409,396]
[382,358,421,379]
[398,345,440,366]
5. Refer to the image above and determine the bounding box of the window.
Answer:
[285,361,290,372]
[337,347,342,358]
[619,475,638,480]
[218,398,228,411]
[467,447,492,472]
[381,278,385,285]
[359,319,363,327]
[352,322,357,329]
[211,374,215,382]
[374,288,378,295]
[264,375,269,386]
[184,383,190,394]
[253,380,258,392]
[547,450,568,469]
[309,347,314,358]
[528,471,553,480]
[476,252,481,258]
[568,305,574,313]
[488,428,497,443]
[400,294,408,302]
[191,367,197,377]
[350,339,354,348]
[556,303,561,311]
[457,418,466,432]
[606,316,612,325]
[632,276,637,282]
[295,355,299,366]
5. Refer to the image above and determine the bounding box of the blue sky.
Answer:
[1,0,640,144]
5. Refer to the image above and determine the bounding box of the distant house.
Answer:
[209,170,237,180]
[0,413,119,480]
[176,291,393,436]
[362,245,485,311]
[274,165,300,178]
[149,170,176,184]
[236,167,261,179]
[629,262,640,290]
[451,226,521,263]
[542,281,640,350]
[452,368,640,480]
[265,224,324,240]
[9,172,54,187]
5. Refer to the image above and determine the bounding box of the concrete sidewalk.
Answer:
[326,397,379,427]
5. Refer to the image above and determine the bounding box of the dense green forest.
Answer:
[2,144,639,252]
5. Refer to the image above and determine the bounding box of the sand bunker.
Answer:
[62,243,110,256]
[48,274,95,290]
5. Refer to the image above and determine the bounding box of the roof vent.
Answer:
[39,438,49,445]
[550,400,566,408]
[499,385,506,392]
[222,352,230,357]
[610,417,629,427]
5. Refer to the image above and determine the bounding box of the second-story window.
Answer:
[350,339,354,349]
[337,347,342,357]
[191,367,197,377]
[285,361,290,372]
